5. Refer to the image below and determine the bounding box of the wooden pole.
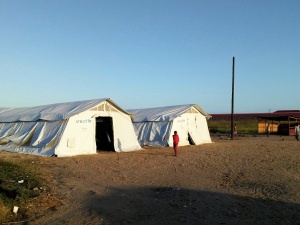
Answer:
[231,57,235,139]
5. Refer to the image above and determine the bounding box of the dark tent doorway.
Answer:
[188,133,195,145]
[95,117,114,151]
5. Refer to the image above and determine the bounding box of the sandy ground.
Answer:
[1,135,300,225]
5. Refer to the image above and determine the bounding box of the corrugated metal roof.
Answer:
[210,110,300,121]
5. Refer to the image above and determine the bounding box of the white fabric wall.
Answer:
[109,112,142,152]
[0,123,17,137]
[0,121,65,156]
[169,115,190,146]
[133,121,172,146]
[0,99,142,157]
[55,114,97,157]
[55,110,141,156]
[168,113,212,146]
[190,113,212,144]
[133,113,212,147]
[0,122,37,145]
[30,121,66,148]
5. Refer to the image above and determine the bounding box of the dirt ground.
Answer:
[1,135,300,225]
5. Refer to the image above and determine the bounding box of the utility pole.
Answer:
[231,57,235,139]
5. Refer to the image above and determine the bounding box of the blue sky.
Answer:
[1,0,299,113]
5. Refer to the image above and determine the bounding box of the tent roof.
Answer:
[128,104,211,122]
[0,98,132,122]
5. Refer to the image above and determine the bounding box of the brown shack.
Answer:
[210,110,300,136]
[256,110,300,136]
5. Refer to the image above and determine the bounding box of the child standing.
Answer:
[295,123,299,141]
[234,124,238,136]
[173,131,179,156]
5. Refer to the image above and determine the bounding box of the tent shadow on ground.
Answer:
[82,186,300,225]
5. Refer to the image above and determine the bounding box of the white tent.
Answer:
[0,99,141,157]
[128,104,212,147]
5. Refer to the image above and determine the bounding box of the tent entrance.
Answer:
[95,117,114,151]
[188,132,195,145]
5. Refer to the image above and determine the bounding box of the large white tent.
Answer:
[128,104,212,147]
[0,99,141,157]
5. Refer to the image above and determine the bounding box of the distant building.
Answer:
[209,110,300,136]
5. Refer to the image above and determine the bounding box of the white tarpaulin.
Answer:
[0,123,16,137]
[2,122,37,145]
[128,104,212,147]
[0,99,141,156]
[29,121,66,148]
[0,99,110,122]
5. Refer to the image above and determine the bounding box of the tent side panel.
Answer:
[167,113,212,146]
[0,121,61,156]
[55,115,96,157]
[6,122,37,145]
[30,121,65,147]
[55,110,141,156]
[185,113,212,144]
[111,113,141,152]
[0,123,17,137]
[168,116,190,146]
[134,121,171,146]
